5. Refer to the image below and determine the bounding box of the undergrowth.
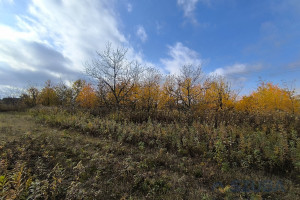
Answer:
[0,109,299,199]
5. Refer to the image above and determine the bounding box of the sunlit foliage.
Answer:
[76,84,98,109]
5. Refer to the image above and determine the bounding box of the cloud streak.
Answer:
[0,0,135,96]
[210,63,263,88]
[177,0,211,24]
[161,42,202,75]
[136,25,148,43]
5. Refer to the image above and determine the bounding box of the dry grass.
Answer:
[0,111,299,199]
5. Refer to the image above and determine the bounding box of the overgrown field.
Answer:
[0,109,299,199]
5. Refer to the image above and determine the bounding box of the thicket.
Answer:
[18,44,300,123]
[3,113,298,199]
[30,106,300,181]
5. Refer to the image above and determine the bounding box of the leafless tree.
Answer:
[176,64,204,109]
[283,80,298,114]
[55,80,73,107]
[85,43,142,109]
[22,86,39,107]
[139,67,162,112]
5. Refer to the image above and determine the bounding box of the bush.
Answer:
[30,106,300,180]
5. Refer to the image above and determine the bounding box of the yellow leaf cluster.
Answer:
[76,84,98,109]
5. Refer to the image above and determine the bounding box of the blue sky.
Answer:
[0,0,300,97]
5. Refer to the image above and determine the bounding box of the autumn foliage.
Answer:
[20,75,300,122]
[18,44,300,120]
[76,84,98,109]
[236,81,300,114]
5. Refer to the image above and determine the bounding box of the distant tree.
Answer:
[283,81,300,114]
[76,84,98,109]
[37,80,59,106]
[71,79,87,106]
[160,64,205,111]
[204,76,235,111]
[72,79,86,98]
[235,95,256,113]
[176,64,204,110]
[160,75,178,110]
[239,81,300,114]
[21,86,39,107]
[138,67,162,112]
[55,81,73,107]
[85,43,142,109]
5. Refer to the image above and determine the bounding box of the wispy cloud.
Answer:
[0,0,148,95]
[0,0,14,5]
[271,0,300,17]
[210,63,262,86]
[287,61,300,69]
[161,42,202,75]
[156,21,163,35]
[177,0,211,24]
[127,3,132,12]
[136,25,147,43]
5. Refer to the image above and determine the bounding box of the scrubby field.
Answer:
[0,110,299,199]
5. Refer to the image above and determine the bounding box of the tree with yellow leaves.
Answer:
[159,64,204,111]
[203,76,236,111]
[159,75,178,110]
[85,43,142,109]
[72,79,86,99]
[55,81,73,107]
[21,86,39,107]
[76,84,98,109]
[237,81,300,114]
[176,64,204,110]
[137,67,162,112]
[37,80,59,106]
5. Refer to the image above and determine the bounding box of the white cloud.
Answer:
[296,87,300,95]
[0,0,14,5]
[0,0,128,72]
[210,63,262,87]
[160,42,202,75]
[0,0,153,96]
[211,64,248,77]
[271,0,300,16]
[156,21,163,34]
[0,85,23,99]
[0,0,158,97]
[177,0,211,24]
[177,0,198,16]
[26,0,127,70]
[127,3,132,12]
[136,25,147,42]
[287,61,300,69]
[210,63,262,77]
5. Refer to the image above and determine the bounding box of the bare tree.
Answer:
[139,67,162,112]
[283,80,298,114]
[176,64,204,109]
[162,74,179,110]
[21,86,39,107]
[85,43,142,109]
[55,80,73,107]
[161,64,206,111]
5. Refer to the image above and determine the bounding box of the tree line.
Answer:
[19,44,300,122]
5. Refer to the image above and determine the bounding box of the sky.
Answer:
[0,0,300,98]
